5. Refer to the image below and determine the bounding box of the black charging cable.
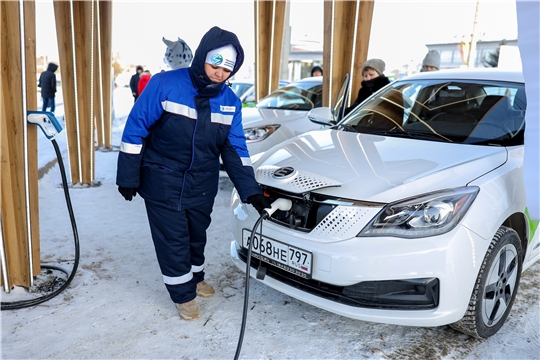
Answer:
[1,138,80,310]
[234,210,269,360]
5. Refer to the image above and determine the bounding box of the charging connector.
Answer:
[27,111,62,139]
[262,198,292,218]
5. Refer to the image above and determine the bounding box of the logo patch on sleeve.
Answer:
[220,105,236,112]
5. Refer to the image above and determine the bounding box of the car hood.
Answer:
[242,107,308,127]
[254,129,508,203]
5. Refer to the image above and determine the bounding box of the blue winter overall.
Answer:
[116,27,263,304]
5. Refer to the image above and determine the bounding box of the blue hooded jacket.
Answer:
[116,26,263,209]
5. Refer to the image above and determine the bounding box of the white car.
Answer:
[229,79,290,108]
[241,76,333,159]
[229,69,539,338]
[230,80,254,100]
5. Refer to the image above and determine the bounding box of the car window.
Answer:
[341,79,526,146]
[256,82,323,111]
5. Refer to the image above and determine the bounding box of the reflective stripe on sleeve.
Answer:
[241,157,253,167]
[120,141,143,154]
[211,113,234,125]
[163,272,193,285]
[161,100,197,119]
[191,264,204,273]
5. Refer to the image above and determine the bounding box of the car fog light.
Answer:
[341,278,440,309]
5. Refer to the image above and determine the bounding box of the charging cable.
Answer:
[1,111,80,310]
[234,198,292,360]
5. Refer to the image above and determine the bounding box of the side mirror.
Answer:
[308,107,335,126]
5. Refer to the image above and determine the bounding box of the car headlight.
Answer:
[358,187,479,238]
[244,124,280,142]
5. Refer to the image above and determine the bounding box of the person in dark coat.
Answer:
[129,65,143,102]
[116,26,272,320]
[344,58,391,116]
[311,65,323,77]
[38,62,58,112]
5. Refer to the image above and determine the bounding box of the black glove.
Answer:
[118,186,137,201]
[247,194,274,216]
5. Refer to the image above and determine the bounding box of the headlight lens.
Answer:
[358,187,479,238]
[244,125,280,142]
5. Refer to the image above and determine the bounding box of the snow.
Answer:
[2,87,539,359]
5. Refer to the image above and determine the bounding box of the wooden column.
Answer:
[53,0,97,185]
[254,0,287,103]
[1,0,40,289]
[94,0,113,150]
[323,0,374,107]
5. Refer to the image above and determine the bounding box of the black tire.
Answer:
[449,226,523,339]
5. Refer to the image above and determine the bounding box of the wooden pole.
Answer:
[53,0,97,185]
[53,0,79,184]
[96,0,113,150]
[254,0,286,103]
[323,0,374,108]
[0,0,40,289]
[73,0,94,184]
[23,0,40,283]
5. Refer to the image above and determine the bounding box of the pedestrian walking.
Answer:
[38,62,58,112]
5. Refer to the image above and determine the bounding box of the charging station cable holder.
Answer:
[27,111,63,139]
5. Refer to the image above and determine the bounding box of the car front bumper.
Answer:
[230,201,489,327]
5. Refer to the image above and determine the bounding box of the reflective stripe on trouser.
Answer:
[144,200,212,304]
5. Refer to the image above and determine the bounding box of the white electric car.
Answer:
[230,69,539,338]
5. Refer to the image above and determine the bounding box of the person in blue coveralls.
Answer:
[116,26,273,320]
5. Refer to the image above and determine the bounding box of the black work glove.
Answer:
[118,186,137,201]
[247,194,274,216]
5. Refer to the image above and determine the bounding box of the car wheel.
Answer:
[449,226,523,339]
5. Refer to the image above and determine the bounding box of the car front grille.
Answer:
[261,186,381,233]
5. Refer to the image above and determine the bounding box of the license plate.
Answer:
[242,229,312,279]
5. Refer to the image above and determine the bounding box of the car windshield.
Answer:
[230,82,252,97]
[340,79,527,146]
[256,81,323,111]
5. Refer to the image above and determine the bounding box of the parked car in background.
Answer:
[241,76,350,161]
[230,80,254,101]
[239,79,290,108]
[230,79,290,108]
[230,69,538,339]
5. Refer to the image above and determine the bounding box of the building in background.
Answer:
[426,39,518,70]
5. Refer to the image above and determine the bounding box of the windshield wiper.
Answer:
[371,129,449,142]
[340,124,359,133]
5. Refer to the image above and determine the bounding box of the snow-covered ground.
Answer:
[2,87,539,359]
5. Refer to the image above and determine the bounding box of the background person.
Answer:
[137,70,152,96]
[130,65,143,102]
[421,50,441,71]
[116,26,272,321]
[38,62,58,112]
[311,65,323,77]
[344,58,390,116]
